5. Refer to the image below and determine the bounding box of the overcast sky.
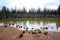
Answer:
[0,0,60,11]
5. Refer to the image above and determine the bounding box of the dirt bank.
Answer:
[0,26,60,40]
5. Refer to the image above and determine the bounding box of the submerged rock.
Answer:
[43,31,48,35]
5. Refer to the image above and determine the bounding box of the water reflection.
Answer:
[15,21,60,32]
[0,20,60,32]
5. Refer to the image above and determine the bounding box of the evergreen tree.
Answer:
[37,8,40,14]
[58,5,60,15]
[2,6,7,14]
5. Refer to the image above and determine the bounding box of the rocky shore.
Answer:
[0,26,60,40]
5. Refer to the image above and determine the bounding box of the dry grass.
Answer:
[0,26,60,40]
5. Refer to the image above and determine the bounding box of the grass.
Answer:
[0,18,60,21]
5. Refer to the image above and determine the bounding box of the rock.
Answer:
[32,32,36,34]
[19,33,23,38]
[43,31,48,35]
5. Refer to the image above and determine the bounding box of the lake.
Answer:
[0,18,60,32]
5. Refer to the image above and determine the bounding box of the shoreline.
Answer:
[0,18,60,21]
[0,21,60,32]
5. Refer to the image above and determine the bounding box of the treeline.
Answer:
[0,5,60,19]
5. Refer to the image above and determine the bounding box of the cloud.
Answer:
[44,0,60,10]
[0,0,60,10]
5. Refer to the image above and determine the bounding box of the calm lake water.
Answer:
[0,18,60,32]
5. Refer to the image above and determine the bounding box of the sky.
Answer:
[0,0,60,11]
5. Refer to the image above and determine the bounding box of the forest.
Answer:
[0,5,60,19]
